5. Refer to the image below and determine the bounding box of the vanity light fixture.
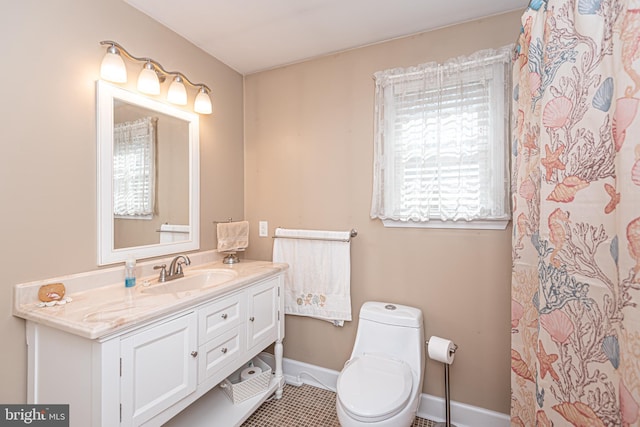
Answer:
[167,76,188,105]
[137,61,161,95]
[194,87,213,114]
[100,44,127,83]
[99,40,213,114]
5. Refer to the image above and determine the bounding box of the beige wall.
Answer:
[244,11,522,414]
[0,0,244,402]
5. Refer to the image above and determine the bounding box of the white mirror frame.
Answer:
[96,80,200,265]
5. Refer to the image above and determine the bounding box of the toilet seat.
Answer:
[337,354,413,422]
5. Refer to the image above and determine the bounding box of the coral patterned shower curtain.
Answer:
[511,0,640,425]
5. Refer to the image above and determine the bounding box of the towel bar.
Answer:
[213,218,235,223]
[273,229,357,242]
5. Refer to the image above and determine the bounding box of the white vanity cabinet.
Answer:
[23,269,285,427]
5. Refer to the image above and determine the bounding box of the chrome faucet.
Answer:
[168,255,191,278]
[153,255,191,283]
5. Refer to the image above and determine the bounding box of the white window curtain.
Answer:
[371,45,512,225]
[113,117,157,217]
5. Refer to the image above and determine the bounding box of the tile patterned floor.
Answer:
[242,384,435,427]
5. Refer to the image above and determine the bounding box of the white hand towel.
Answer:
[272,228,352,326]
[159,224,190,243]
[217,221,249,252]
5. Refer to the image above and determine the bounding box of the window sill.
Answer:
[114,214,153,220]
[381,219,509,230]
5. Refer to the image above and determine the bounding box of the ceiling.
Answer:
[125,0,526,75]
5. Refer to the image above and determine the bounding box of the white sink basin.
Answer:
[141,269,238,295]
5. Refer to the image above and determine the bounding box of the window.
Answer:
[113,117,157,218]
[370,46,512,229]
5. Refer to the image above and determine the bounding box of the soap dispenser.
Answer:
[125,256,136,288]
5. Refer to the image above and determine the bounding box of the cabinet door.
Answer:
[247,277,279,353]
[120,312,197,426]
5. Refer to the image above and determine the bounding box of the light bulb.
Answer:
[168,76,188,105]
[137,62,160,95]
[194,87,212,114]
[100,46,127,83]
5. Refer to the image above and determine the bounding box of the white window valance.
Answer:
[113,116,157,217]
[371,45,513,227]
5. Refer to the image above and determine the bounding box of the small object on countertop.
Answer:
[38,283,66,302]
[37,296,73,308]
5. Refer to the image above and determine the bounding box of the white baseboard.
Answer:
[259,352,339,391]
[417,394,510,427]
[259,352,509,427]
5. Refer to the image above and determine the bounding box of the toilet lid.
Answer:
[337,354,413,422]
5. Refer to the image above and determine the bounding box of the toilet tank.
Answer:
[350,302,425,373]
[359,302,423,328]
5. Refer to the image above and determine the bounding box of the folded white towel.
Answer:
[217,221,249,252]
[272,228,352,326]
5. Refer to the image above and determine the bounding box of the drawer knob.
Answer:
[249,317,255,322]
[221,347,228,354]
[190,351,198,358]
[221,313,228,319]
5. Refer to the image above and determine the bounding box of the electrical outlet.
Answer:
[259,221,268,237]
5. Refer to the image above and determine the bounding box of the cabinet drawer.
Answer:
[198,292,244,342]
[198,326,244,384]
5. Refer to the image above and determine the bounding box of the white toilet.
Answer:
[336,301,425,427]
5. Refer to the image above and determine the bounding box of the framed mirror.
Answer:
[97,80,200,265]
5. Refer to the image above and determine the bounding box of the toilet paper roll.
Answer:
[428,336,456,364]
[240,366,263,381]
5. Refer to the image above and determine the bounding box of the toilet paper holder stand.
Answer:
[426,339,458,427]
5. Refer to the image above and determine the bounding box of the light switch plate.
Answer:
[259,221,268,237]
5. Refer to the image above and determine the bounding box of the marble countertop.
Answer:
[13,257,287,340]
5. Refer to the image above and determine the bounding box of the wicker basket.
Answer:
[220,357,272,404]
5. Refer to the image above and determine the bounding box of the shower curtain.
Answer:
[511,0,640,425]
